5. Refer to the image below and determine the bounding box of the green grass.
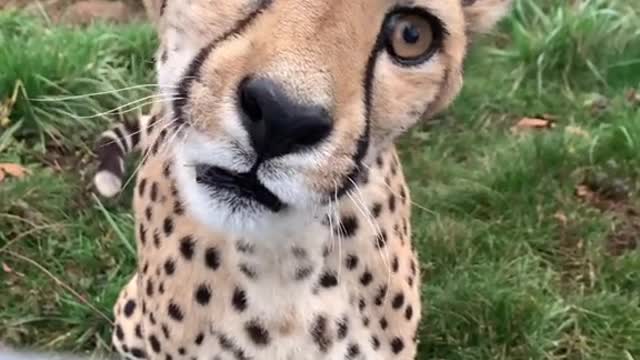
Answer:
[1,0,639,358]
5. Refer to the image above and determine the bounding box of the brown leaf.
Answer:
[0,163,29,181]
[511,117,556,133]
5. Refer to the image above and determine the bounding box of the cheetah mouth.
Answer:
[195,165,286,213]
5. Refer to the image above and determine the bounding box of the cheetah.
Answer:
[93,1,512,359]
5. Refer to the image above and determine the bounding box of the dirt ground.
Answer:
[0,0,147,25]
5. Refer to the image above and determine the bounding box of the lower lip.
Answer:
[195,165,285,212]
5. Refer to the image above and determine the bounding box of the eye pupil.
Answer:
[402,25,420,44]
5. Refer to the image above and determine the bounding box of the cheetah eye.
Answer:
[385,10,444,65]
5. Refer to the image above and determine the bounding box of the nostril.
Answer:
[293,112,332,148]
[239,77,263,122]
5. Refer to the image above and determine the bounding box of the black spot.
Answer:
[149,312,156,325]
[380,317,388,330]
[178,347,186,355]
[410,259,417,275]
[124,300,136,317]
[160,48,168,63]
[374,285,388,306]
[170,183,179,196]
[310,315,332,352]
[138,178,147,197]
[153,230,161,248]
[292,247,307,258]
[392,256,399,272]
[130,347,146,358]
[295,266,314,280]
[388,194,396,212]
[204,247,220,270]
[146,279,154,296]
[138,224,147,246]
[336,215,358,237]
[180,236,195,260]
[407,276,414,287]
[371,335,380,350]
[362,316,370,327]
[161,323,170,339]
[346,343,360,359]
[400,186,407,204]
[218,334,233,350]
[376,155,384,167]
[142,262,149,275]
[165,355,172,360]
[336,316,348,340]
[345,254,359,270]
[245,320,270,346]
[195,332,204,345]
[122,344,129,354]
[392,292,405,309]
[163,217,174,236]
[322,245,331,258]
[163,162,172,177]
[391,337,405,354]
[195,284,212,305]
[148,334,161,353]
[145,207,152,221]
[173,200,184,215]
[375,230,387,248]
[135,324,143,339]
[405,305,414,320]
[236,240,254,254]
[115,324,124,340]
[403,218,409,236]
[232,287,247,312]
[371,202,382,218]
[168,301,183,321]
[164,259,175,275]
[239,264,257,279]
[359,271,373,286]
[319,271,338,288]
[150,182,159,201]
[358,298,366,311]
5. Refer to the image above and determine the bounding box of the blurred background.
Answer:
[0,0,639,358]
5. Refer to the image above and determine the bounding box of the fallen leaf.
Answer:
[511,117,556,133]
[2,262,13,274]
[0,163,29,181]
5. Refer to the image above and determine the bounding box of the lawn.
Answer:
[1,0,639,359]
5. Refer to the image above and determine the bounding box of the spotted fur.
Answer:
[96,1,512,359]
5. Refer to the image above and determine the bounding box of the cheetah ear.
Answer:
[462,0,513,34]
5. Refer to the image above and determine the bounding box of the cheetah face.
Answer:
[161,0,511,232]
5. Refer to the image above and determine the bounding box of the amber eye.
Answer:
[386,13,438,63]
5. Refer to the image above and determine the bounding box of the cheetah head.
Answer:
[159,0,511,233]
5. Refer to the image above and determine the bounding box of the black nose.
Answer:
[238,77,332,160]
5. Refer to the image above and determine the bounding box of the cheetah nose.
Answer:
[238,76,332,160]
